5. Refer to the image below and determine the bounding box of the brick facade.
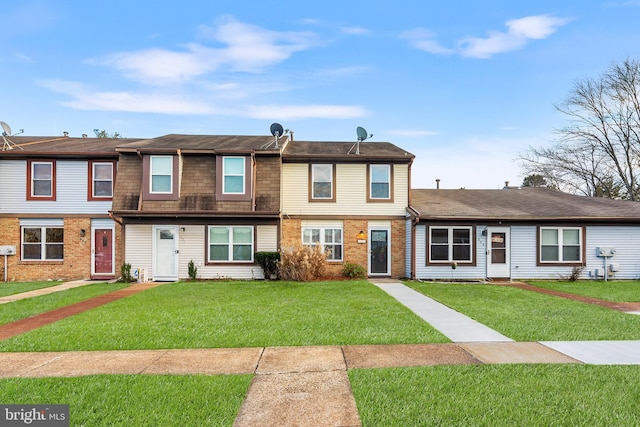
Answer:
[281,218,406,278]
[0,217,121,282]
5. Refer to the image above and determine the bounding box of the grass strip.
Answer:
[0,374,252,426]
[0,280,447,351]
[0,281,66,298]
[0,282,130,326]
[526,280,640,302]
[350,364,640,426]
[407,281,640,341]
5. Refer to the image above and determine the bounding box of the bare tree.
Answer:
[520,58,640,200]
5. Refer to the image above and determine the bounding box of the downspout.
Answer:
[136,151,143,211]
[252,153,257,211]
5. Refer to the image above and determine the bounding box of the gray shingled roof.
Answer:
[283,140,414,162]
[410,187,640,221]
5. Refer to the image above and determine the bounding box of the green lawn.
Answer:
[406,281,640,341]
[0,282,130,326]
[0,280,448,351]
[350,364,640,426]
[0,374,252,426]
[0,281,65,298]
[526,280,640,302]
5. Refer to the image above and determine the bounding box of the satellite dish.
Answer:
[270,122,284,137]
[1,121,11,136]
[1,121,24,151]
[350,126,373,155]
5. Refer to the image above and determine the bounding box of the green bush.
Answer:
[255,252,280,279]
[120,263,133,282]
[343,262,367,279]
[188,260,198,281]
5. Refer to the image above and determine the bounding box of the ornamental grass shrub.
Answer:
[278,244,327,281]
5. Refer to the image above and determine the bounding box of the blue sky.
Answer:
[1,1,639,188]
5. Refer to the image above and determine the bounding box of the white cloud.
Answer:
[403,15,570,59]
[91,16,318,85]
[245,104,368,120]
[340,26,370,35]
[399,28,454,55]
[459,15,571,59]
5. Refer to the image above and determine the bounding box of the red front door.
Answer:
[94,229,113,275]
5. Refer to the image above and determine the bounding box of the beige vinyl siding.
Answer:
[256,225,278,252]
[282,163,409,216]
[125,224,153,279]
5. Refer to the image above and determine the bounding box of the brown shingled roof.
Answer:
[410,187,640,221]
[283,140,414,163]
[116,134,280,153]
[0,136,142,157]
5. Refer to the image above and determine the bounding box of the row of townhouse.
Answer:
[3,132,640,283]
[0,132,412,282]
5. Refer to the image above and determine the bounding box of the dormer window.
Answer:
[223,157,245,194]
[215,155,252,201]
[150,156,173,193]
[142,154,179,201]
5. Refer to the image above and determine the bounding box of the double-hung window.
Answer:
[223,157,245,194]
[368,164,391,200]
[89,161,115,200]
[22,225,64,261]
[539,227,582,263]
[208,226,253,262]
[150,156,173,194]
[428,226,473,263]
[310,164,334,201]
[302,227,343,261]
[27,160,55,200]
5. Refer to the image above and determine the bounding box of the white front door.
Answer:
[369,228,390,276]
[486,227,510,279]
[153,225,178,281]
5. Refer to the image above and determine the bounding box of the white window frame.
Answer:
[302,227,343,261]
[428,226,473,263]
[369,164,391,199]
[222,156,246,195]
[311,164,333,200]
[150,155,173,194]
[21,225,64,261]
[539,227,583,263]
[30,161,54,197]
[207,226,254,263]
[91,161,114,198]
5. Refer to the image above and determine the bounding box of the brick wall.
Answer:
[280,218,407,279]
[0,217,122,282]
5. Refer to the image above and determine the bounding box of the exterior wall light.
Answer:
[80,229,86,238]
[357,230,367,244]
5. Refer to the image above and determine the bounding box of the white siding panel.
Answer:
[282,163,408,216]
[125,224,153,279]
[413,224,486,280]
[256,225,278,252]
[0,160,111,214]
[178,225,205,279]
[585,226,640,280]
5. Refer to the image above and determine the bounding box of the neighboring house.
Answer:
[408,187,640,281]
[281,140,414,278]
[0,135,131,281]
[110,134,282,281]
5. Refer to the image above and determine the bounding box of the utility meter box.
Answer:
[0,246,16,256]
[596,247,616,257]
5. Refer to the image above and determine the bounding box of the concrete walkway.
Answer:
[2,278,640,426]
